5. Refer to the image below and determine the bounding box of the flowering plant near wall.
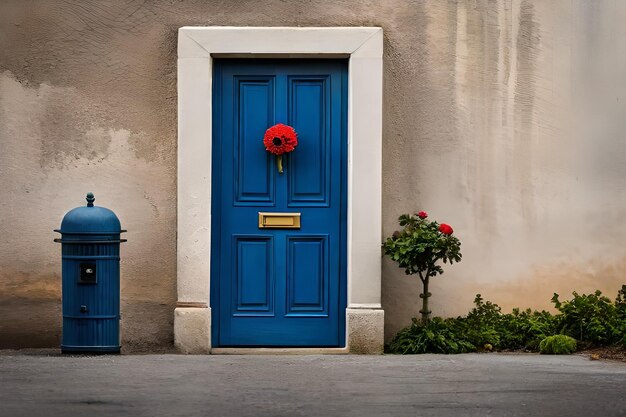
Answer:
[383,211,462,323]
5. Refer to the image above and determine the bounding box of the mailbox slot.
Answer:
[79,262,97,284]
[258,212,301,229]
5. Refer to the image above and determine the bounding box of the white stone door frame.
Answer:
[175,27,384,353]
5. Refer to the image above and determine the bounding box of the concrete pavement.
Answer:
[1,352,625,416]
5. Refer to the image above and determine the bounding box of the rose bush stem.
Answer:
[419,270,432,323]
[421,279,430,323]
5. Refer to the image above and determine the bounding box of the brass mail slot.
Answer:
[258,212,301,229]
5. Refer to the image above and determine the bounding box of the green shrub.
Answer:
[389,295,556,354]
[539,335,577,354]
[461,294,502,348]
[498,308,557,351]
[389,317,475,354]
[551,290,622,346]
[457,295,555,351]
[390,288,626,354]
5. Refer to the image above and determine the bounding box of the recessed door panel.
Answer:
[288,77,331,207]
[286,235,329,316]
[233,236,274,316]
[234,77,275,205]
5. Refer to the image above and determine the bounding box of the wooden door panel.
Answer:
[212,59,347,347]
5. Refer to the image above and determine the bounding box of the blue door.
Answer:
[211,59,347,347]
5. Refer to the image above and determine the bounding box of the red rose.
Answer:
[417,211,428,219]
[439,224,453,235]
[263,124,298,155]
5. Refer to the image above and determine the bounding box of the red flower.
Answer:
[263,124,298,155]
[417,211,428,219]
[439,224,453,235]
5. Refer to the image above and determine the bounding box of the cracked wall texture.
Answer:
[1,0,626,347]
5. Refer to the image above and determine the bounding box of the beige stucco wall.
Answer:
[1,0,625,348]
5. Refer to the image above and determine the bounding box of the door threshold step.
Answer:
[210,347,349,355]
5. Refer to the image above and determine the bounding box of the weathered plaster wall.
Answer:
[1,0,625,348]
[381,0,626,341]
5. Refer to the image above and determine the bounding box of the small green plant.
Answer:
[462,294,502,348]
[539,335,577,354]
[389,317,475,354]
[383,212,462,323]
[551,290,621,346]
[497,308,556,351]
[450,295,555,351]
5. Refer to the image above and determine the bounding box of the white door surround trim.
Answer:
[175,27,384,353]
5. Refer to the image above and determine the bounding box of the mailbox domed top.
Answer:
[57,193,125,235]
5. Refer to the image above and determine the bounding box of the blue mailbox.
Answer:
[54,192,126,353]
